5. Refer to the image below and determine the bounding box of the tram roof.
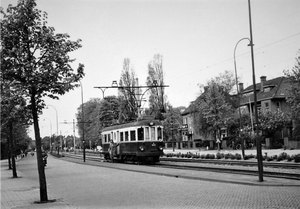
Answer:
[101,119,163,132]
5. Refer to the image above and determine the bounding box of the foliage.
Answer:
[193,71,237,141]
[1,0,84,201]
[98,96,120,128]
[118,58,139,121]
[76,98,101,145]
[146,54,168,119]
[258,110,291,137]
[162,105,183,142]
[284,49,300,124]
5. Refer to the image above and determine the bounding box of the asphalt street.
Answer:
[4,154,300,209]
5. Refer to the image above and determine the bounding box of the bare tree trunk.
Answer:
[8,135,12,170]
[31,89,48,202]
[9,122,18,178]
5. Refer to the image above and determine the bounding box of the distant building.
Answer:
[180,75,297,150]
[239,76,297,149]
[239,76,291,114]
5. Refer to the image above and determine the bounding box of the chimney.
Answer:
[260,76,266,91]
[238,83,244,93]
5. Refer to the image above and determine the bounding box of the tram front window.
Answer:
[138,127,144,141]
[145,127,150,141]
[151,127,155,141]
[158,127,162,141]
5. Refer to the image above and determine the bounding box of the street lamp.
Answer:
[234,37,251,160]
[78,80,86,162]
[248,0,263,182]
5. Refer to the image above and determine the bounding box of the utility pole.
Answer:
[248,0,263,181]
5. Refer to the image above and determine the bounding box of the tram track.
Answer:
[57,152,300,181]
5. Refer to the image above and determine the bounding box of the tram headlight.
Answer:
[139,146,145,151]
[158,146,163,151]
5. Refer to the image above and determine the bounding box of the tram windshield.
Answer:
[138,127,144,141]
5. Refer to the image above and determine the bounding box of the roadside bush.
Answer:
[287,155,293,162]
[205,154,210,159]
[244,155,249,160]
[230,154,236,160]
[224,153,231,159]
[266,157,273,161]
[235,153,242,160]
[294,154,300,163]
[279,152,288,160]
[216,153,222,159]
[209,154,215,159]
[277,156,283,161]
[200,154,206,159]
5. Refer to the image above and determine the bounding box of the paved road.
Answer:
[9,155,300,208]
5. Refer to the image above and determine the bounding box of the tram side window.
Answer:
[150,127,155,140]
[107,134,111,142]
[125,131,129,141]
[120,132,124,142]
[138,127,144,141]
[130,130,136,141]
[104,134,107,143]
[158,127,162,141]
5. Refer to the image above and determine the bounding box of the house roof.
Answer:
[239,76,290,105]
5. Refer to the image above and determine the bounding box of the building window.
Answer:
[264,102,269,111]
[276,102,281,111]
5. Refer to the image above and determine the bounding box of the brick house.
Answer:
[180,75,297,150]
[239,76,298,149]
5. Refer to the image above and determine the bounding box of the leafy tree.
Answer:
[76,98,102,148]
[193,71,237,147]
[284,50,300,134]
[98,96,120,129]
[146,54,168,119]
[162,105,183,150]
[258,110,291,139]
[118,58,139,121]
[0,79,31,177]
[0,0,84,202]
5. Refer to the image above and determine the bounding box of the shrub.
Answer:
[244,155,249,160]
[235,153,242,160]
[287,155,293,162]
[279,152,288,160]
[216,153,222,159]
[224,153,231,159]
[205,154,210,159]
[230,154,236,160]
[266,157,273,161]
[200,154,206,159]
[209,154,215,159]
[294,154,300,163]
[277,156,283,161]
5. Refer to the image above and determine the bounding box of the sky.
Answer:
[1,0,300,140]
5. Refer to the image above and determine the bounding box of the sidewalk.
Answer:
[1,160,76,209]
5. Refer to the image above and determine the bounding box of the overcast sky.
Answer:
[2,0,300,139]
